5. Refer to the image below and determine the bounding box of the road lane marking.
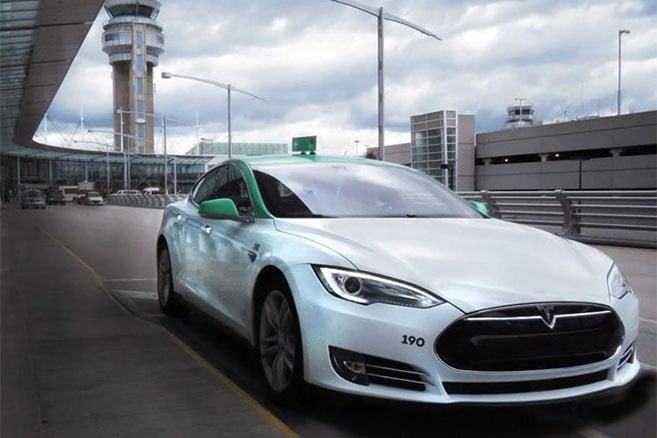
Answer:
[36,224,298,438]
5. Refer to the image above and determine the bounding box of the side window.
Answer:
[212,165,253,215]
[192,167,228,205]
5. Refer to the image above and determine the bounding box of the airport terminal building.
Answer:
[475,110,656,190]
[2,110,654,196]
[371,110,656,191]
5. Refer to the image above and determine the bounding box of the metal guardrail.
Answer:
[107,194,186,209]
[460,190,657,248]
[106,191,656,248]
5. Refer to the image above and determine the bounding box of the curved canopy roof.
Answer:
[1,0,105,148]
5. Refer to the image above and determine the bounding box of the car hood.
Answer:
[274,218,613,313]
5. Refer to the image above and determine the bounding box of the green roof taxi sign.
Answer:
[292,136,319,153]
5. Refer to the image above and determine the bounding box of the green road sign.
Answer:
[292,136,318,153]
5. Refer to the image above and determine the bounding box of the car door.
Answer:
[195,164,258,335]
[179,167,228,297]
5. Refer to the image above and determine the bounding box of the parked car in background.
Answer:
[142,187,162,195]
[21,189,46,209]
[83,191,104,206]
[114,189,141,195]
[45,188,66,205]
[59,185,79,203]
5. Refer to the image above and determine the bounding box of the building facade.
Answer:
[365,111,476,191]
[475,111,657,190]
[102,0,164,154]
[410,110,475,191]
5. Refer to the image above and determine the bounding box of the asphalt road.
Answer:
[3,204,655,437]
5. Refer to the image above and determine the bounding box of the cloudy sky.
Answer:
[44,0,656,155]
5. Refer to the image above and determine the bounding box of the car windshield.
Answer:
[24,190,42,197]
[252,161,480,219]
[88,192,101,196]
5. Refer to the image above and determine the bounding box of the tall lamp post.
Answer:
[161,72,266,159]
[324,0,440,161]
[617,29,630,115]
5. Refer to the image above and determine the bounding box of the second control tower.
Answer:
[102,0,164,153]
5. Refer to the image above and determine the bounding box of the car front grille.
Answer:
[435,303,623,372]
[443,370,609,395]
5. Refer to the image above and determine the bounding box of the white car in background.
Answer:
[83,191,104,206]
[156,154,640,405]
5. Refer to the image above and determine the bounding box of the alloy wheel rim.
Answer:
[259,290,297,392]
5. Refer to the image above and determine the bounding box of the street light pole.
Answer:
[173,157,177,194]
[377,7,384,160]
[324,0,441,161]
[163,111,168,194]
[617,29,630,115]
[227,84,232,157]
[118,107,126,188]
[161,72,266,159]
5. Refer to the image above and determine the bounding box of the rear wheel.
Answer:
[258,285,303,404]
[157,247,182,316]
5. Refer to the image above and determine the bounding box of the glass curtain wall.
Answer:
[411,110,458,190]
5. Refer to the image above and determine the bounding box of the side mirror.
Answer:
[468,200,490,217]
[199,198,251,222]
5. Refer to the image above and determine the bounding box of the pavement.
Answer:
[0,209,295,437]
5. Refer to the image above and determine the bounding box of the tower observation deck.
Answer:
[102,0,164,153]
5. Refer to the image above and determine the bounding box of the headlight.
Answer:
[607,264,633,300]
[314,266,444,308]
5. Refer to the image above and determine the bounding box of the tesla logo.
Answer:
[537,305,557,329]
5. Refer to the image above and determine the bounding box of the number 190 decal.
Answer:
[401,335,425,347]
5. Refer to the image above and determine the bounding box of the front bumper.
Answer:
[285,264,641,404]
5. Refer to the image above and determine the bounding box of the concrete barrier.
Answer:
[107,194,186,209]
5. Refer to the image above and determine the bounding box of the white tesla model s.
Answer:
[156,153,639,404]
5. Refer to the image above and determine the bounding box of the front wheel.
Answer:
[157,247,182,316]
[258,286,303,404]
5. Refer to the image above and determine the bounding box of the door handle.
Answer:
[202,225,213,234]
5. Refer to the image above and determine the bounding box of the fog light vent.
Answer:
[329,346,428,391]
[329,346,368,385]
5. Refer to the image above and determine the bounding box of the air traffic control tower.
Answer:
[102,0,164,153]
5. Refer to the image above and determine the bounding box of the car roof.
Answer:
[233,154,401,169]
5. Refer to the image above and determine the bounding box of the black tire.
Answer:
[257,283,304,404]
[157,247,182,316]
